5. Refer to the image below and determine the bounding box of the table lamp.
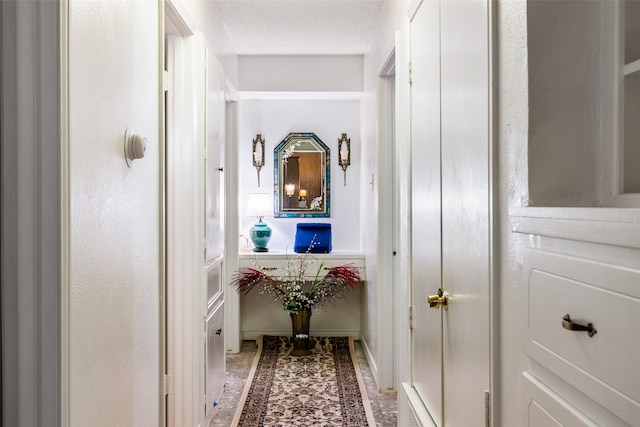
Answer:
[246,193,272,252]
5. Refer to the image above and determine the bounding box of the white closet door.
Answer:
[440,1,491,425]
[410,1,443,425]
[409,0,492,425]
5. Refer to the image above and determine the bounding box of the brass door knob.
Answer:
[428,289,448,309]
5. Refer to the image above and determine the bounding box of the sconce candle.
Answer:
[338,133,351,186]
[252,134,265,187]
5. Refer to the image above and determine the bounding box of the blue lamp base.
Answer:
[250,220,272,252]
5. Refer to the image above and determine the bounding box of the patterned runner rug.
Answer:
[231,336,376,426]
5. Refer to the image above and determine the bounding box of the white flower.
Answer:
[309,196,323,210]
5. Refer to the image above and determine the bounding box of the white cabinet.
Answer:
[203,261,225,419]
[238,252,365,339]
[205,299,224,418]
[513,208,640,427]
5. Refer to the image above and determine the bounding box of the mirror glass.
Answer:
[274,132,330,217]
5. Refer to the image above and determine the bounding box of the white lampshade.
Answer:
[246,193,272,219]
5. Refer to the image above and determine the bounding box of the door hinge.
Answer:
[163,70,170,92]
[409,305,413,329]
[408,61,412,85]
[164,374,173,396]
[485,390,490,427]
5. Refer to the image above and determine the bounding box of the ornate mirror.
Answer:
[274,132,330,218]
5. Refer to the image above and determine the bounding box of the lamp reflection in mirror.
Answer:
[298,189,307,208]
[246,193,272,252]
[285,183,295,197]
[338,133,350,186]
[252,134,265,187]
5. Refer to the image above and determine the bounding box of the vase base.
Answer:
[290,348,312,356]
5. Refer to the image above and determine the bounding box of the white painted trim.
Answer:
[510,207,640,249]
[158,4,167,426]
[378,42,396,77]
[242,331,361,340]
[374,41,397,392]
[225,80,239,102]
[407,0,424,21]
[164,0,196,37]
[488,2,498,425]
[395,13,413,406]
[510,206,640,222]
[401,383,437,427]
[359,336,379,392]
[224,100,242,353]
[237,90,362,100]
[165,29,201,427]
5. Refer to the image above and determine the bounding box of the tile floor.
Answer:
[209,340,398,426]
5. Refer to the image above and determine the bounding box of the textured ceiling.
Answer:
[214,0,384,55]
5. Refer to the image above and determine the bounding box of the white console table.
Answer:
[238,251,365,340]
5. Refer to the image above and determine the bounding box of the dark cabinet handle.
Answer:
[215,328,222,335]
[562,314,597,337]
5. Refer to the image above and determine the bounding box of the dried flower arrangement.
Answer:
[230,249,362,314]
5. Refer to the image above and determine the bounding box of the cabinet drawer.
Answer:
[205,302,224,416]
[522,372,597,427]
[523,249,640,425]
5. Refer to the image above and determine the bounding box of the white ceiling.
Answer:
[214,0,384,55]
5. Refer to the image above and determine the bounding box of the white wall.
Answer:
[360,0,412,392]
[238,55,363,92]
[178,0,239,89]
[67,2,161,426]
[237,99,362,252]
[497,1,529,425]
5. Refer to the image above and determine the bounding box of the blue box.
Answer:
[294,223,332,253]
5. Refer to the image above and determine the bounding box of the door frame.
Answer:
[375,40,397,392]
[164,2,198,426]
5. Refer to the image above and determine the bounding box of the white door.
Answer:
[410,0,443,425]
[410,1,492,425]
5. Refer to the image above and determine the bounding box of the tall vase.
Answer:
[290,308,312,356]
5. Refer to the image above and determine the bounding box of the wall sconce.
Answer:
[285,183,296,197]
[338,133,351,186]
[252,134,265,187]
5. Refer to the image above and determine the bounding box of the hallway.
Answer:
[4,2,640,426]
[210,341,397,426]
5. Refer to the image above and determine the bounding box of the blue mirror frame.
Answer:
[274,132,330,218]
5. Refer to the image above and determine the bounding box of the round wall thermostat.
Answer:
[124,129,147,167]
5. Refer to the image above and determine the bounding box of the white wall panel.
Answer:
[238,55,363,92]
[68,2,160,426]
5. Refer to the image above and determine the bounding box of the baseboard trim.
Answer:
[401,383,437,427]
[359,336,381,392]
[242,330,361,341]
